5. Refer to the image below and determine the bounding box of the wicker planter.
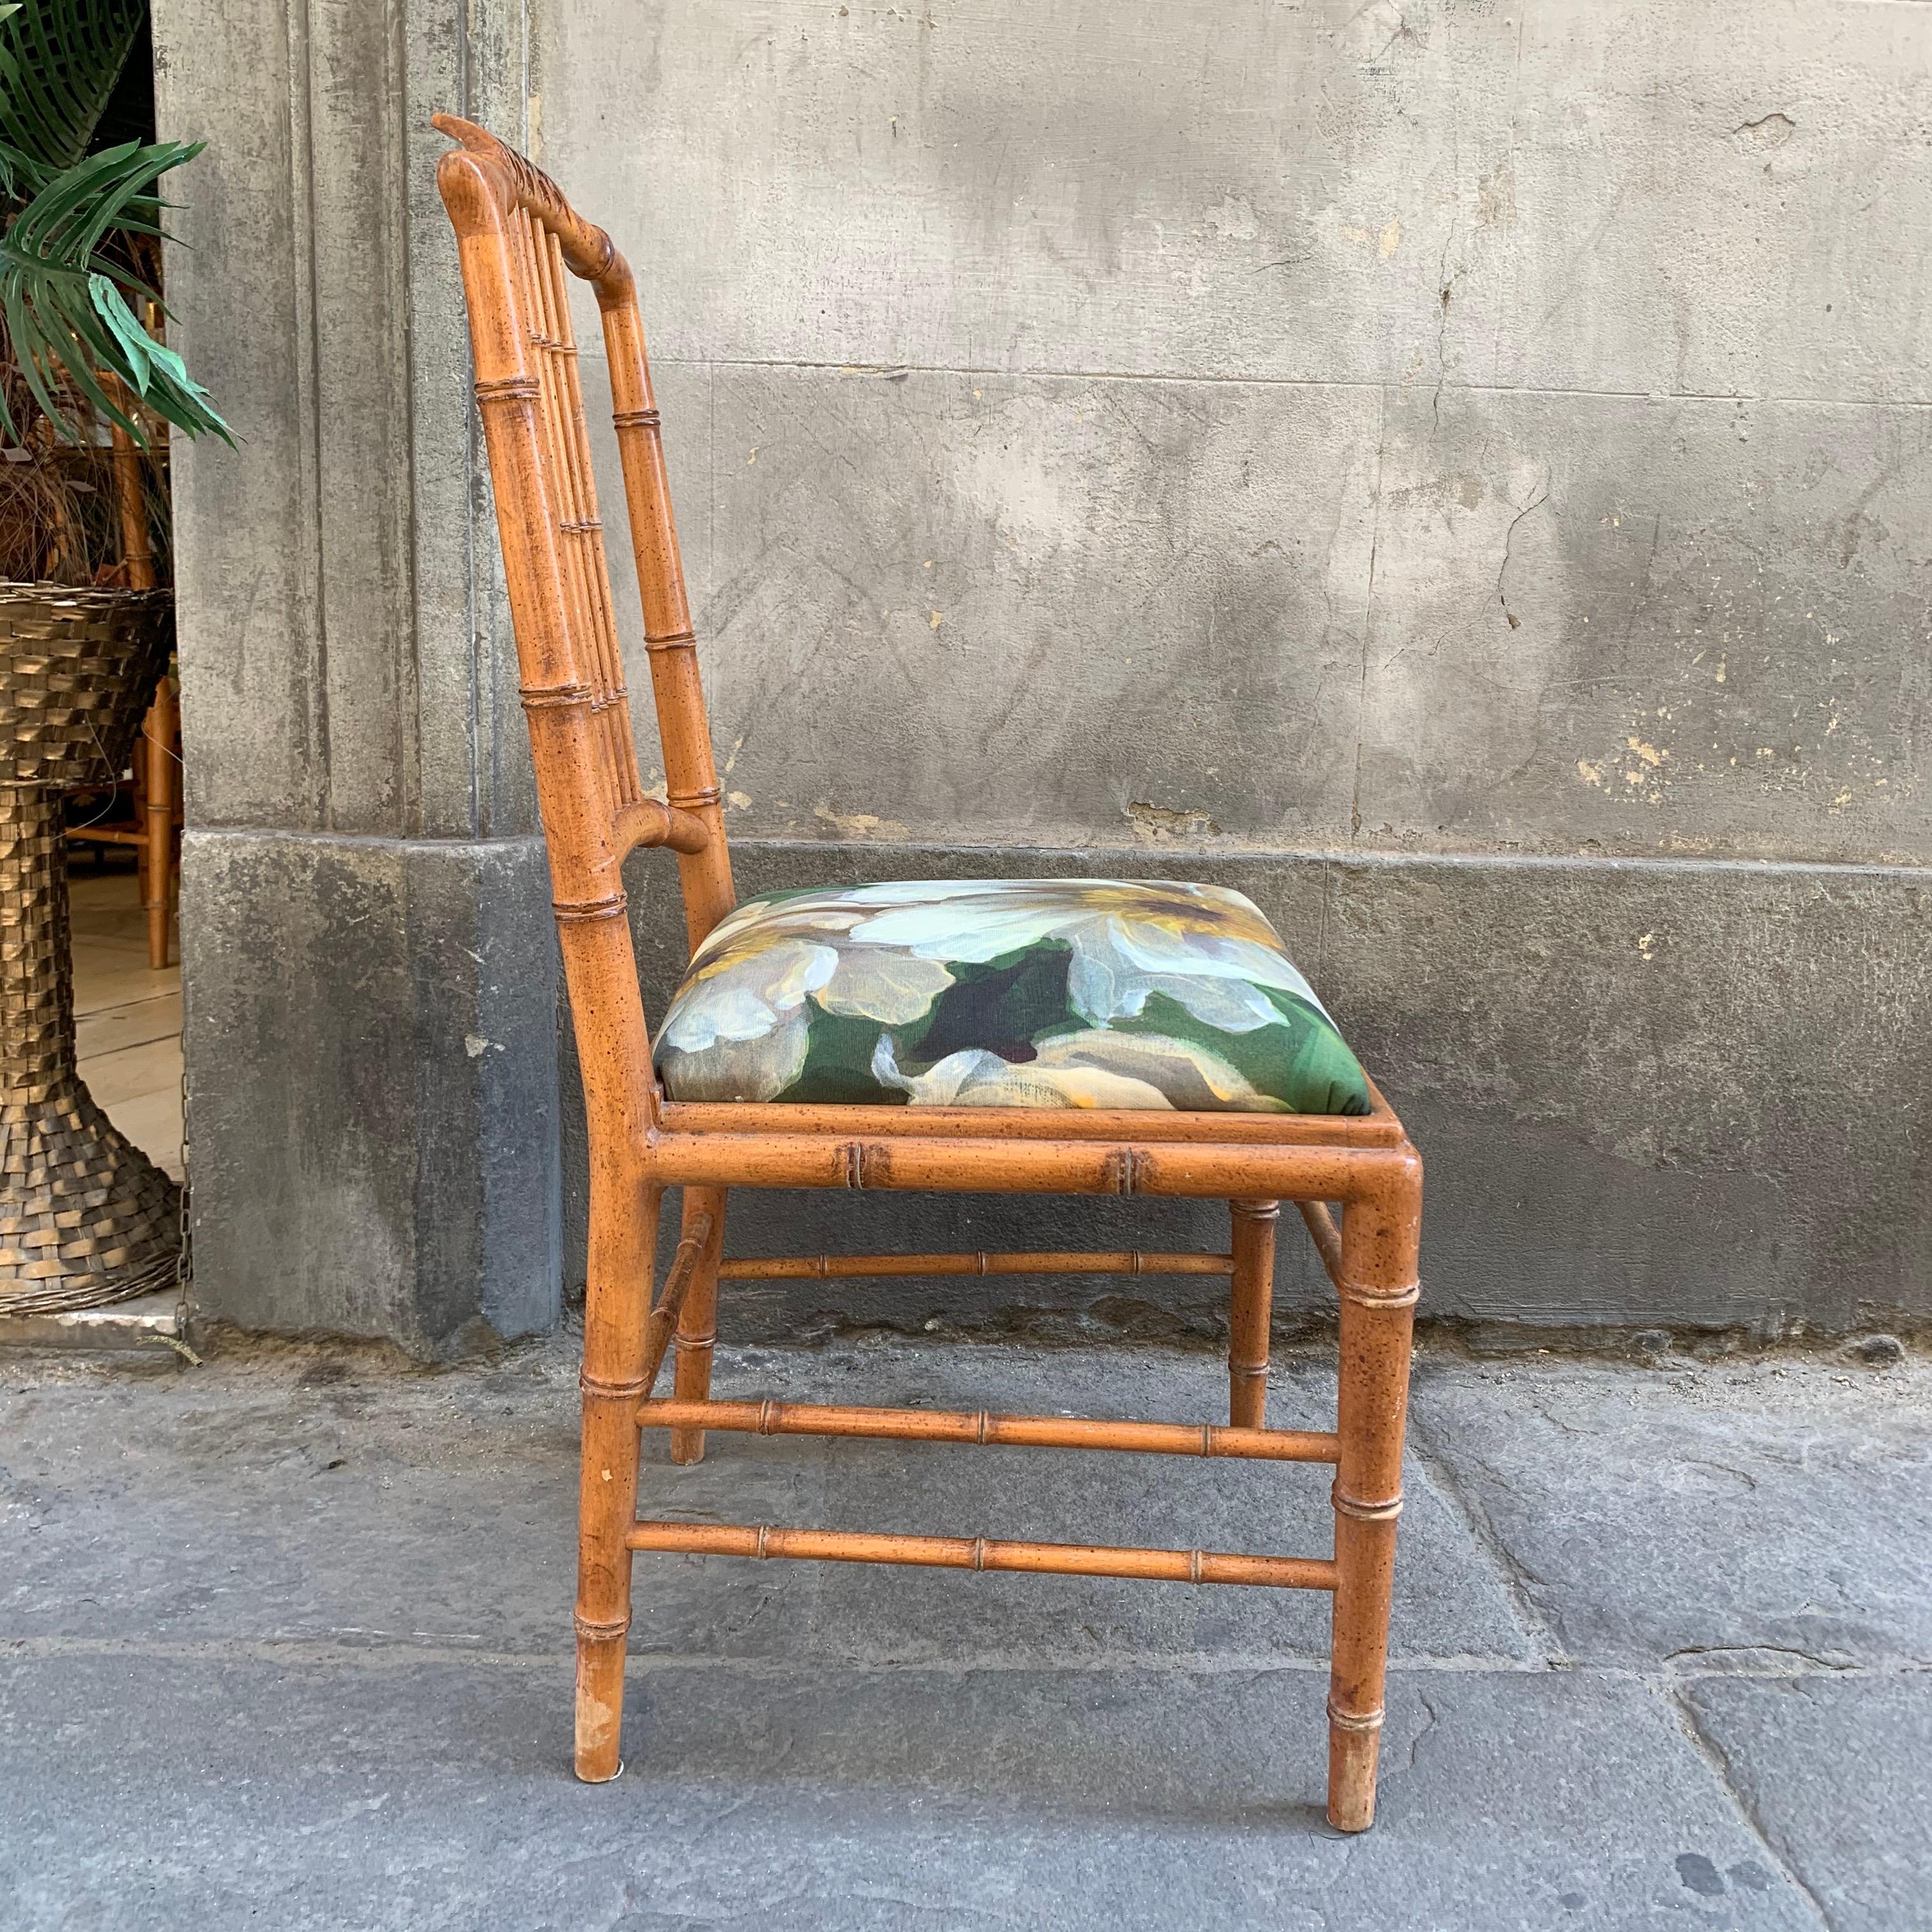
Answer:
[0,583,179,1315]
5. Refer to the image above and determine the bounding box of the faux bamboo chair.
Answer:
[434,116,1423,1832]
[63,395,180,970]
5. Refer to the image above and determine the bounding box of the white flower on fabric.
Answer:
[659,940,839,1054]
[843,879,1324,1034]
[656,938,837,1100]
[812,949,957,1023]
[659,917,958,1103]
[870,1029,1286,1112]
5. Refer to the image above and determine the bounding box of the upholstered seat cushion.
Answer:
[656,878,1370,1115]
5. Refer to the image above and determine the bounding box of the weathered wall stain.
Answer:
[160,0,1932,1344]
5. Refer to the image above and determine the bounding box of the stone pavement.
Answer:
[3,1327,1927,1931]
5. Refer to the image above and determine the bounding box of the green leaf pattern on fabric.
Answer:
[657,878,1372,1116]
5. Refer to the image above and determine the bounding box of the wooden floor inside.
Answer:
[69,862,183,1181]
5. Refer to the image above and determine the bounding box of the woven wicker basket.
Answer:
[0,583,180,1315]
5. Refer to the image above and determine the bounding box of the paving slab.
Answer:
[1406,1351,1932,1670]
[1,1341,809,1659]
[0,1652,1825,1932]
[1679,1674,1932,1932]
[5,1332,1926,1929]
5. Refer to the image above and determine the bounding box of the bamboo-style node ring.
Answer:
[475,374,539,402]
[1331,1482,1404,1522]
[613,407,661,428]
[1340,1280,1422,1310]
[552,893,627,924]
[580,1371,648,1400]
[519,681,594,709]
[645,629,696,654]
[1326,1700,1385,1734]
[573,1611,631,1643]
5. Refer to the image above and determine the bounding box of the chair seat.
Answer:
[656,878,1371,1114]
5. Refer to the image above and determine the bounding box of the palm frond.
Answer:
[0,139,36,202]
[0,0,146,172]
[0,138,229,445]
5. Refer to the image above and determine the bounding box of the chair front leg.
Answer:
[1326,1163,1422,1831]
[575,1179,663,1783]
[1227,1199,1278,1427]
[670,1185,728,1464]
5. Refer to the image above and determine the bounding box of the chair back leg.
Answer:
[1227,1199,1278,1429]
[141,680,178,970]
[1324,1174,1422,1830]
[669,1186,728,1464]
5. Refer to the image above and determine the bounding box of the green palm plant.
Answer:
[0,0,226,448]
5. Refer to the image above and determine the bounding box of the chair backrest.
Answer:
[434,115,735,1133]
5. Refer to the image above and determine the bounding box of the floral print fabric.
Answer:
[656,878,1372,1116]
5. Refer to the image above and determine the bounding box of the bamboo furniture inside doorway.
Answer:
[434,116,1424,1833]
[58,387,182,970]
[65,674,180,971]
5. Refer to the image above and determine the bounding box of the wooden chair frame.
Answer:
[434,116,1423,1833]
[65,394,180,970]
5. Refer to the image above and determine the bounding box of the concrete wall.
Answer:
[159,0,1932,1349]
[156,0,564,1353]
[548,1,1931,866]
